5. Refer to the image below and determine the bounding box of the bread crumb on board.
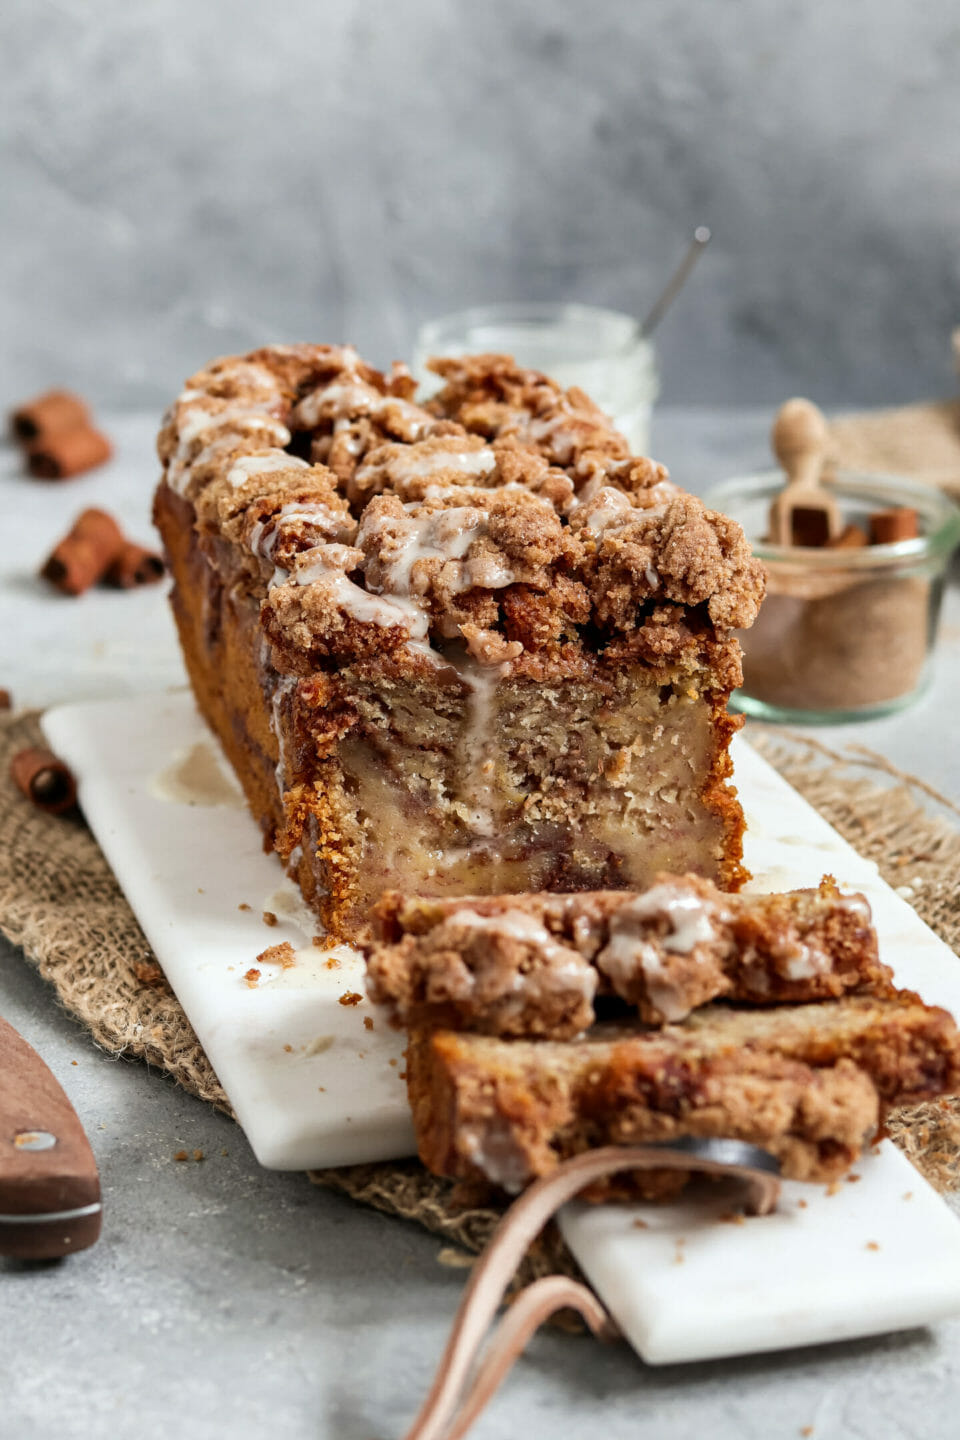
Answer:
[257,940,296,969]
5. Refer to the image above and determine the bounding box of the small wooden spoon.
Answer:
[768,397,841,546]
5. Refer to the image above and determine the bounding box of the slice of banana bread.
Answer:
[407,991,960,1196]
[366,875,892,1036]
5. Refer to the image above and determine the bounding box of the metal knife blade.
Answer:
[0,1015,102,1259]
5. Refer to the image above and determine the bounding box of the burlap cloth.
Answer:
[3,708,960,1293]
[828,398,960,494]
[824,329,960,489]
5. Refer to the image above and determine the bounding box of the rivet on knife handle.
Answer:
[0,1017,102,1259]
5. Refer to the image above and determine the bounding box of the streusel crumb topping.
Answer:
[158,345,764,673]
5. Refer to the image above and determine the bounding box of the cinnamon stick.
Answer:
[28,426,112,480]
[10,390,90,444]
[10,747,77,815]
[0,689,10,711]
[827,523,869,550]
[103,542,166,589]
[41,509,125,595]
[869,508,919,544]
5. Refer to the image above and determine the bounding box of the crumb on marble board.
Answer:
[257,940,296,969]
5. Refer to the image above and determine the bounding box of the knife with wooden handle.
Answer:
[0,1016,102,1259]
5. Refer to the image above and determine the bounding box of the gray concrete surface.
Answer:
[3,0,960,411]
[3,408,960,1438]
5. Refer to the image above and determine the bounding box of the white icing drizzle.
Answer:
[460,1122,531,1194]
[579,486,633,537]
[578,487,667,544]
[526,408,585,463]
[451,908,558,948]
[357,505,514,600]
[277,545,428,637]
[840,894,872,923]
[358,446,497,486]
[226,450,309,490]
[647,480,680,505]
[621,883,720,954]
[776,940,825,981]
[168,410,291,495]
[596,883,724,1022]
[178,404,287,448]
[294,379,432,438]
[444,908,597,1007]
[455,657,508,836]
[249,501,350,562]
[271,674,297,794]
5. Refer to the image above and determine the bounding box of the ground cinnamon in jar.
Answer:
[706,470,960,721]
[741,568,931,712]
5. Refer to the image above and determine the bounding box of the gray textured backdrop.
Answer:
[3,0,959,411]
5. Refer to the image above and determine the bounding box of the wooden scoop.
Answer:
[768,397,841,546]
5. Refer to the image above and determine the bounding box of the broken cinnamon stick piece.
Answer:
[28,426,112,480]
[869,508,919,544]
[0,689,11,711]
[10,390,91,444]
[10,746,77,815]
[103,542,166,589]
[40,508,125,596]
[827,523,869,550]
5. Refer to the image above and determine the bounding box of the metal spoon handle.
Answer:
[641,225,712,337]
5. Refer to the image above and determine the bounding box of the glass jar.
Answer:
[704,470,960,723]
[413,302,660,455]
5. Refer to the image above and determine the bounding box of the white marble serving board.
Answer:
[43,691,412,1170]
[42,692,960,1363]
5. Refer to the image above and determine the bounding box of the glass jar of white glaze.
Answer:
[413,302,660,456]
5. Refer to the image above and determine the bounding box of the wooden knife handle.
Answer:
[0,1016,102,1259]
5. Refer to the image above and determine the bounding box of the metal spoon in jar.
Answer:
[641,226,712,337]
